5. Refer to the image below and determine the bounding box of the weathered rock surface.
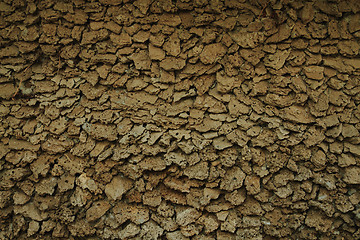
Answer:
[1,1,360,239]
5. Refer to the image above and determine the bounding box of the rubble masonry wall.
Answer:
[1,0,360,239]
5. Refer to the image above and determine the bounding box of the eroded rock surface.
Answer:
[0,0,360,239]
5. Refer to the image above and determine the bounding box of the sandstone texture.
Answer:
[1,0,360,239]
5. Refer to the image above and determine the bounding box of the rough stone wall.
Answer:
[1,0,360,239]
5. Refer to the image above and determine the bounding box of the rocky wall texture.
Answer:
[1,0,360,239]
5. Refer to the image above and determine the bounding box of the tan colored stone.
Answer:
[58,174,75,192]
[68,219,95,237]
[110,31,132,47]
[0,45,19,58]
[81,29,108,45]
[220,167,246,191]
[133,30,150,43]
[343,167,360,184]
[338,153,356,167]
[76,173,102,194]
[199,43,227,64]
[14,203,47,221]
[160,57,186,71]
[311,150,327,169]
[225,189,247,206]
[105,176,133,201]
[198,214,219,233]
[35,177,57,195]
[229,29,264,48]
[13,191,30,205]
[27,220,40,237]
[267,23,291,43]
[149,44,165,60]
[194,74,215,95]
[142,190,162,207]
[113,202,149,225]
[166,231,189,240]
[83,123,117,141]
[184,161,209,180]
[57,154,86,176]
[239,48,264,66]
[118,223,140,239]
[280,105,315,124]
[228,97,250,116]
[70,187,89,207]
[176,207,202,226]
[213,136,232,150]
[244,175,260,195]
[342,124,359,138]
[264,50,290,70]
[139,156,167,171]
[305,209,333,232]
[158,14,182,26]
[303,66,324,80]
[163,32,181,57]
[9,138,40,152]
[129,50,151,70]
[86,200,111,222]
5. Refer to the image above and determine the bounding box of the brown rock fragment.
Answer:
[68,219,95,237]
[149,44,165,60]
[58,174,75,193]
[105,176,134,201]
[0,143,10,160]
[229,29,264,48]
[184,161,209,180]
[158,14,182,26]
[338,40,360,56]
[14,203,47,221]
[160,57,186,71]
[199,43,227,64]
[86,200,111,222]
[305,209,333,232]
[0,190,12,208]
[338,154,356,167]
[228,97,250,116]
[163,32,181,57]
[58,154,86,176]
[213,136,232,150]
[0,84,17,99]
[300,3,314,24]
[342,124,359,138]
[27,220,40,237]
[129,50,151,70]
[194,75,215,96]
[266,24,291,43]
[303,66,324,80]
[9,138,40,152]
[113,202,149,225]
[343,167,360,184]
[118,222,140,239]
[280,105,315,124]
[110,31,132,47]
[0,45,19,58]
[335,194,354,213]
[176,207,202,226]
[81,29,108,45]
[35,177,57,195]
[244,175,261,195]
[220,167,246,191]
[264,50,290,70]
[311,150,327,169]
[224,189,247,206]
[76,173,102,195]
[83,123,118,141]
